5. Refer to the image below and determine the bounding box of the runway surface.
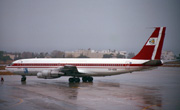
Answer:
[0,67,180,110]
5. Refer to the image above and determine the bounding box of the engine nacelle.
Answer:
[37,70,63,79]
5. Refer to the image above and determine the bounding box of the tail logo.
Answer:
[24,68,28,74]
[146,38,157,45]
[149,39,155,44]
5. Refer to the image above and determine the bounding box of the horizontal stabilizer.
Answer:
[143,60,162,66]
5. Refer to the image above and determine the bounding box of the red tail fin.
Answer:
[132,27,166,60]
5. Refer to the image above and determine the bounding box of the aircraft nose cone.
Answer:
[5,66,8,71]
[5,65,9,72]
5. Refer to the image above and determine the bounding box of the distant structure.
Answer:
[2,50,176,60]
[161,50,175,60]
[65,49,102,58]
[3,54,16,60]
[65,49,176,60]
[65,48,127,58]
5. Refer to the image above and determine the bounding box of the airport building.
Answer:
[3,54,16,60]
[65,48,127,58]
[2,50,175,60]
[161,50,175,60]
[65,49,103,58]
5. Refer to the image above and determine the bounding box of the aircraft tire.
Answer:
[75,78,80,83]
[69,78,74,83]
[88,77,93,82]
[21,76,26,82]
[82,77,88,82]
[21,78,26,82]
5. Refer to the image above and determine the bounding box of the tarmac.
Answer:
[0,67,180,110]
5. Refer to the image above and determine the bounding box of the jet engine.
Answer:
[37,69,64,79]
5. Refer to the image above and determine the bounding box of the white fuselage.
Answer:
[6,58,153,77]
[5,27,166,82]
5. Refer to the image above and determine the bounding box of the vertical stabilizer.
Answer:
[132,27,166,60]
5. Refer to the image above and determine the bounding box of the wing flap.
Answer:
[60,65,80,75]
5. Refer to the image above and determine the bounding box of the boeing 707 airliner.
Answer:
[6,27,166,83]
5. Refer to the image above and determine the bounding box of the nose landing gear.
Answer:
[21,75,26,82]
[1,77,4,82]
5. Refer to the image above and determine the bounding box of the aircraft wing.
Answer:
[60,65,81,75]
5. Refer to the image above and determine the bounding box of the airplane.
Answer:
[5,27,166,83]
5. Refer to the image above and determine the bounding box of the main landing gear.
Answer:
[21,75,26,82]
[68,76,93,83]
[82,76,93,82]
[69,77,80,83]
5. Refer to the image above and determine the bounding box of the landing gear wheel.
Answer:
[88,77,93,82]
[21,75,26,82]
[75,78,80,83]
[82,77,88,82]
[69,78,74,83]
[69,77,80,83]
[82,77,93,82]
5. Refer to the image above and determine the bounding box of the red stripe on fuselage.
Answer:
[6,63,157,68]
[11,63,127,67]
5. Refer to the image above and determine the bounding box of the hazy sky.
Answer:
[0,0,180,55]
